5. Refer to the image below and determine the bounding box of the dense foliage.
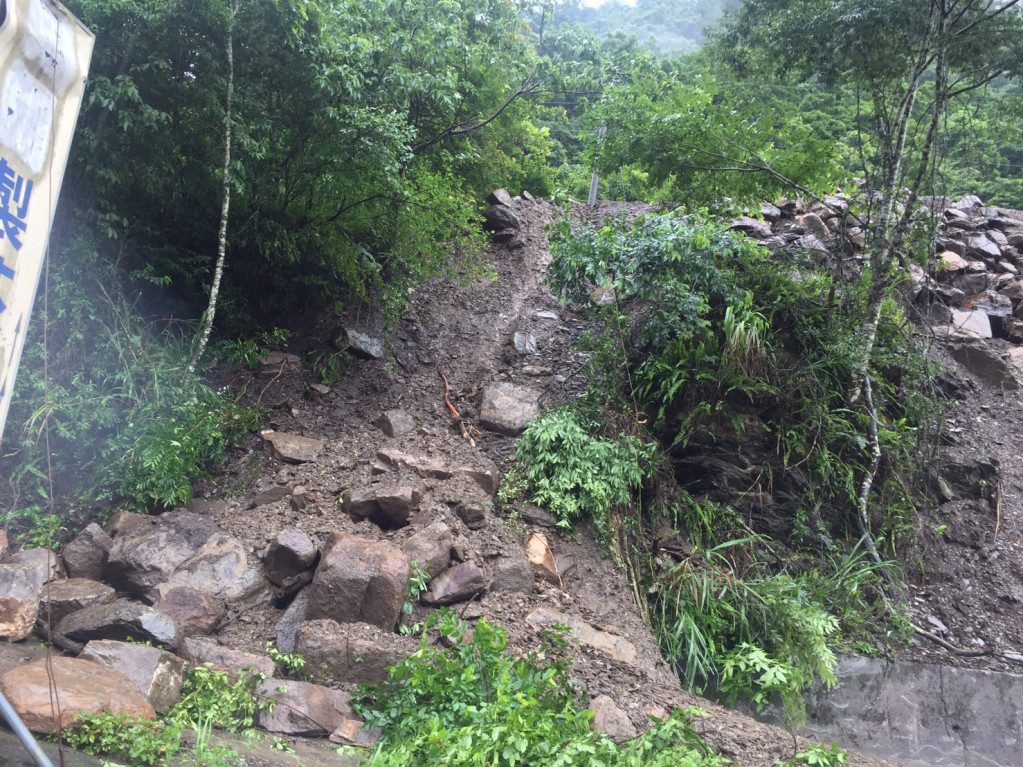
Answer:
[355,609,727,766]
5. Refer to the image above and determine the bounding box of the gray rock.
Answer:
[262,431,325,464]
[152,586,226,637]
[344,328,385,360]
[275,590,311,653]
[589,695,638,743]
[488,188,514,207]
[179,637,275,678]
[526,606,637,664]
[730,216,772,239]
[490,553,535,595]
[796,212,830,240]
[257,679,353,737]
[105,510,216,598]
[479,382,541,436]
[513,331,537,355]
[423,562,485,606]
[36,578,116,636]
[947,309,993,340]
[343,485,421,530]
[5,548,65,584]
[483,204,521,231]
[249,486,292,508]
[401,521,454,578]
[61,523,113,581]
[295,619,416,684]
[306,534,410,631]
[154,532,270,609]
[965,233,1002,261]
[373,408,416,437]
[58,599,182,650]
[949,343,1018,389]
[81,639,188,713]
[966,289,1013,317]
[264,529,318,588]
[760,202,782,221]
[0,565,42,641]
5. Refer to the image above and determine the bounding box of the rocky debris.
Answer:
[258,679,356,738]
[343,328,385,360]
[488,553,535,595]
[525,533,560,585]
[57,599,182,651]
[374,408,416,437]
[294,619,416,685]
[264,528,319,590]
[262,430,326,463]
[0,657,156,733]
[179,637,276,678]
[5,547,65,584]
[81,639,188,712]
[400,521,454,577]
[342,484,422,529]
[730,216,773,239]
[36,578,116,635]
[422,561,485,606]
[306,534,410,631]
[0,565,42,641]
[589,695,639,743]
[479,381,541,436]
[0,530,7,559]
[526,606,638,665]
[61,523,113,580]
[152,586,226,636]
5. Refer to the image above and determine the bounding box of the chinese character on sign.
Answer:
[0,157,33,251]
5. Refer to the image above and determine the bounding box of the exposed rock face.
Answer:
[81,639,188,713]
[152,586,227,636]
[36,578,116,636]
[105,510,217,598]
[525,533,560,585]
[0,657,156,733]
[306,534,410,631]
[590,695,639,743]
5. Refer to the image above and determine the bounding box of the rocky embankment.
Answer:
[8,186,1023,765]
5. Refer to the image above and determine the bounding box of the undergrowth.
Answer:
[1,246,260,542]
[497,209,947,728]
[353,609,726,766]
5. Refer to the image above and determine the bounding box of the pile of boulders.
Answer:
[731,192,1023,388]
[0,415,636,746]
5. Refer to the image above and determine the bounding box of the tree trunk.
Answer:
[189,0,238,374]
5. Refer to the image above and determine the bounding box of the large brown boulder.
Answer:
[306,534,409,631]
[61,523,113,580]
[257,679,354,737]
[0,657,155,733]
[295,619,415,685]
[57,599,181,651]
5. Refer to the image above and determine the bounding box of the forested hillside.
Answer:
[2,1,1023,764]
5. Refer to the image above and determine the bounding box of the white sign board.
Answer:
[0,0,93,443]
